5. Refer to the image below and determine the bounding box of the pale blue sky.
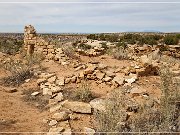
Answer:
[0,0,180,33]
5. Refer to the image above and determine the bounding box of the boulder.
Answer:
[63,101,92,114]
[49,120,57,126]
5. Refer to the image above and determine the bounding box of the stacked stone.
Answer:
[24,25,37,55]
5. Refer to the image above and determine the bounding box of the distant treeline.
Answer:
[87,33,180,45]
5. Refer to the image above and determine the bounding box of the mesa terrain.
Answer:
[0,25,179,134]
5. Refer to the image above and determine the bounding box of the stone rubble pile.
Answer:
[76,46,105,57]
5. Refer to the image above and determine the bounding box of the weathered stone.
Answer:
[54,92,64,102]
[106,70,116,77]
[31,92,40,96]
[50,86,62,93]
[56,77,65,86]
[37,78,47,85]
[98,64,107,70]
[63,101,92,114]
[65,78,71,84]
[48,76,57,83]
[48,127,64,135]
[103,76,112,82]
[112,75,125,86]
[5,88,17,93]
[71,76,77,83]
[95,71,105,80]
[90,98,106,111]
[130,87,146,96]
[84,127,95,135]
[52,112,70,121]
[84,65,97,75]
[49,120,58,126]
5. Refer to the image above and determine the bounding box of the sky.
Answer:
[0,0,180,33]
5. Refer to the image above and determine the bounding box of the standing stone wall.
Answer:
[24,25,56,59]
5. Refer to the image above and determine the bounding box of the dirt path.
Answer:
[0,88,48,133]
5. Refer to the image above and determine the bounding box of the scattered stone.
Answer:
[63,101,92,114]
[52,112,70,121]
[54,92,64,102]
[5,88,17,93]
[90,98,106,111]
[103,76,112,82]
[49,120,58,126]
[130,87,146,95]
[56,77,65,86]
[84,65,97,75]
[95,71,105,80]
[112,75,125,86]
[25,79,30,83]
[48,76,57,83]
[37,78,47,85]
[48,127,64,134]
[84,127,95,135]
[31,91,40,96]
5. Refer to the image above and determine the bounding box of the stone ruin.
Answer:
[24,25,56,58]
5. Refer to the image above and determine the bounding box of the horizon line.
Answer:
[1,2,180,4]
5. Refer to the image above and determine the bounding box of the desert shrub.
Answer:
[132,66,179,132]
[164,35,179,45]
[87,34,98,40]
[22,88,49,111]
[0,59,33,86]
[62,44,80,60]
[94,89,131,134]
[1,68,33,86]
[159,45,169,52]
[0,38,23,54]
[100,42,108,50]
[112,47,129,60]
[78,43,91,50]
[74,83,93,102]
[116,42,127,49]
[24,53,45,66]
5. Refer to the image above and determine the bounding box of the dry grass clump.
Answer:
[94,89,131,134]
[131,66,180,132]
[0,58,33,86]
[22,88,49,111]
[74,83,94,103]
[24,53,45,66]
[61,44,80,60]
[109,47,129,60]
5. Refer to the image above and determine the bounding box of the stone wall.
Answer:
[24,25,56,59]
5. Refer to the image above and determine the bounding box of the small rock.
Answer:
[5,88,17,93]
[54,92,64,102]
[95,71,105,80]
[84,127,95,135]
[48,127,64,135]
[52,112,70,121]
[90,98,106,111]
[56,77,65,86]
[31,91,40,96]
[49,120,57,126]
[84,65,97,75]
[63,101,92,114]
[25,79,30,83]
[48,76,57,83]
[103,76,112,82]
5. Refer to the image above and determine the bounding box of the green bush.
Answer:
[0,38,23,54]
[116,42,127,49]
[164,35,179,45]
[78,43,91,50]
